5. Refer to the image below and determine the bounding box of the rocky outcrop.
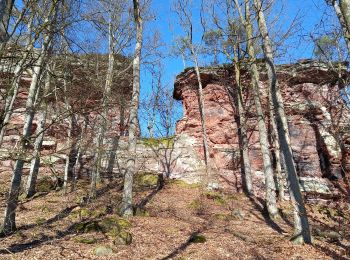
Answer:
[173,60,350,194]
[0,53,135,178]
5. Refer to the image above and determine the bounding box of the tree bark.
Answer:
[24,70,52,198]
[0,0,14,43]
[0,16,35,146]
[268,89,285,200]
[254,0,312,244]
[330,0,350,53]
[121,0,143,217]
[245,0,279,219]
[233,45,253,195]
[190,47,215,187]
[90,18,115,198]
[340,0,350,31]
[1,30,51,235]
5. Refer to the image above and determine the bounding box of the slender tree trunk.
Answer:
[254,0,311,244]
[121,0,143,217]
[0,0,14,43]
[106,134,119,178]
[0,17,34,146]
[62,59,77,193]
[332,0,350,53]
[90,21,115,198]
[71,114,88,190]
[233,46,253,195]
[268,90,285,200]
[106,103,125,179]
[1,31,51,235]
[63,111,77,193]
[326,0,350,53]
[245,0,278,219]
[340,0,350,31]
[24,71,52,198]
[190,48,214,187]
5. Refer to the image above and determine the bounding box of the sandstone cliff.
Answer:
[172,60,350,195]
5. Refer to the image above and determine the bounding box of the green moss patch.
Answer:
[140,137,174,148]
[74,216,132,245]
[36,177,55,193]
[189,234,206,243]
[205,191,226,205]
[134,208,150,217]
[169,179,201,189]
[134,172,159,189]
[75,236,97,244]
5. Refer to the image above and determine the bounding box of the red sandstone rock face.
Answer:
[0,54,135,177]
[173,61,350,192]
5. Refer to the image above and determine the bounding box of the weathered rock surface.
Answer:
[172,60,350,194]
[1,58,349,197]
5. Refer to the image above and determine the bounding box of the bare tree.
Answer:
[173,0,217,188]
[121,0,143,217]
[0,0,60,235]
[89,0,133,198]
[243,0,279,218]
[24,67,53,198]
[207,0,254,194]
[253,0,311,243]
[0,0,14,43]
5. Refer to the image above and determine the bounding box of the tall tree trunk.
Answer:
[254,0,312,244]
[0,0,14,43]
[63,111,77,193]
[90,20,115,198]
[106,102,125,179]
[268,90,285,200]
[245,0,278,219]
[190,47,214,187]
[24,70,52,198]
[121,0,143,217]
[0,16,34,146]
[233,45,253,195]
[72,114,89,190]
[0,31,51,235]
[330,0,350,53]
[340,0,350,31]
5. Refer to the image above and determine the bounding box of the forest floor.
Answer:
[0,172,349,260]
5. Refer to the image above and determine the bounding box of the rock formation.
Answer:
[0,53,135,178]
[173,60,350,194]
[1,57,349,197]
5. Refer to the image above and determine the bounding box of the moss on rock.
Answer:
[94,245,113,256]
[189,234,206,243]
[74,216,132,245]
[36,177,55,193]
[140,137,174,148]
[109,230,132,245]
[75,236,97,244]
[134,172,159,188]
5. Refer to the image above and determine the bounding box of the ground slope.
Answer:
[0,174,349,259]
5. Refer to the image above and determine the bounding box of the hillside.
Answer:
[0,171,349,259]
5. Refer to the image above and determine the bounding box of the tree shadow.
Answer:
[134,174,164,212]
[248,196,286,234]
[0,180,123,254]
[278,208,293,228]
[161,230,202,260]
[4,180,121,237]
[314,243,349,260]
[0,220,86,254]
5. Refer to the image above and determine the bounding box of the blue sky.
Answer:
[138,0,339,137]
